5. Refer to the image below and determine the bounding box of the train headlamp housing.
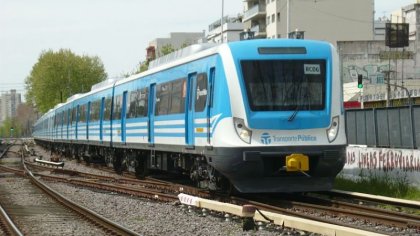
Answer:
[233,117,252,144]
[326,116,339,143]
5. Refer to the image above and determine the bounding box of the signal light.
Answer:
[357,75,363,89]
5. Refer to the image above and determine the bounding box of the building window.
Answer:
[272,14,275,23]
[267,16,270,25]
[277,12,280,22]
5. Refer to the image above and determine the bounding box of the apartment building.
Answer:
[0,89,22,123]
[243,0,374,45]
[207,16,244,43]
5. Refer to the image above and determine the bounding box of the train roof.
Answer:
[115,43,223,87]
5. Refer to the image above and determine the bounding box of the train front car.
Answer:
[213,39,346,193]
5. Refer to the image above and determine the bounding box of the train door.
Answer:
[186,72,197,147]
[100,97,105,142]
[148,83,156,145]
[121,91,128,143]
[207,67,215,145]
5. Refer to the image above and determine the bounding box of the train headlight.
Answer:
[233,117,252,144]
[326,116,339,143]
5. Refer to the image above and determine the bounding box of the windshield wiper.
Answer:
[288,105,300,122]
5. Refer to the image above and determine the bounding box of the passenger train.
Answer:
[33,39,347,193]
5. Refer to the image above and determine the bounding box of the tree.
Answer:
[25,49,107,113]
[0,118,20,138]
[15,103,38,137]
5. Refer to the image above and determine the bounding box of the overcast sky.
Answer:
[0,0,415,96]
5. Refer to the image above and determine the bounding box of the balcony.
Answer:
[250,24,267,38]
[243,4,266,22]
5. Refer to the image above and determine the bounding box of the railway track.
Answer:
[228,191,420,235]
[28,143,420,235]
[0,143,139,236]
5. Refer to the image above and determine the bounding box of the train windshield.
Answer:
[240,59,326,111]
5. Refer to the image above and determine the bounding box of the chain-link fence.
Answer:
[345,105,420,149]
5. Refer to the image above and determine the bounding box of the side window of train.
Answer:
[137,88,148,117]
[61,111,65,125]
[127,88,148,118]
[64,109,69,125]
[169,78,186,114]
[195,73,208,112]
[89,100,100,122]
[127,90,137,118]
[71,107,77,124]
[103,97,112,121]
[79,104,87,123]
[113,95,123,120]
[156,82,171,115]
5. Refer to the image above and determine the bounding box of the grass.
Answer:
[334,171,420,201]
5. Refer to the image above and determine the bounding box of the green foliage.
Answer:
[160,44,175,56]
[0,118,21,138]
[25,49,107,113]
[139,60,149,73]
[334,171,420,200]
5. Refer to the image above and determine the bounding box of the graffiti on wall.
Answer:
[343,64,391,84]
[346,147,420,172]
[343,146,420,187]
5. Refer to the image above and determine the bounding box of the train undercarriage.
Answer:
[35,139,230,192]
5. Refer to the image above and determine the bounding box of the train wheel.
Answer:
[135,154,148,178]
[113,151,123,174]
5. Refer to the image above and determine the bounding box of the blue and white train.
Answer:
[33,39,346,193]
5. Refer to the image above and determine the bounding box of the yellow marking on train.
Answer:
[196,127,204,133]
[285,153,309,172]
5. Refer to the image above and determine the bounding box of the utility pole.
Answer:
[287,0,290,37]
[220,0,224,43]
[384,81,412,106]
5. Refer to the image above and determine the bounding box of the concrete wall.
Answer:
[265,0,374,44]
[338,41,417,83]
[342,146,420,188]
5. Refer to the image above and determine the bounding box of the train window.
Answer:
[241,59,325,111]
[79,104,87,122]
[71,107,77,124]
[156,82,171,115]
[127,90,137,118]
[169,78,186,114]
[113,95,123,120]
[127,88,148,118]
[195,73,208,112]
[61,111,65,125]
[64,109,69,125]
[103,97,112,121]
[90,100,101,122]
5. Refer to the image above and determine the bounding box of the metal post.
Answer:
[287,0,290,37]
[220,0,224,43]
[386,48,391,107]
